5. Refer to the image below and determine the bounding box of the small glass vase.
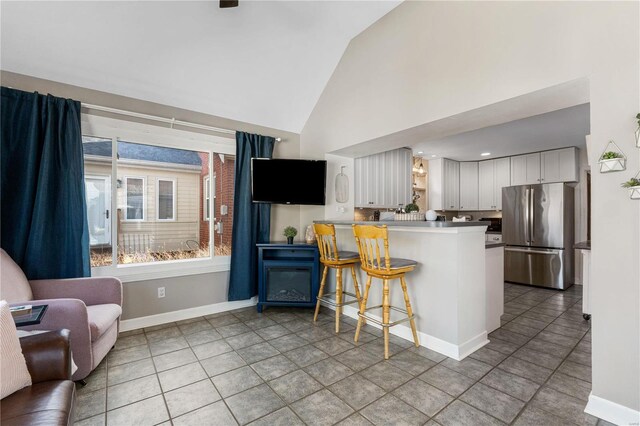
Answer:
[305,225,315,244]
[287,236,294,244]
[635,126,640,148]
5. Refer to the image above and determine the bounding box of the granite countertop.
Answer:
[485,241,506,249]
[313,220,487,228]
[574,241,591,250]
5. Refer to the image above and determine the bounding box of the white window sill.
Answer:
[91,258,231,283]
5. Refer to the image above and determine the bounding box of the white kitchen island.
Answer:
[314,220,494,360]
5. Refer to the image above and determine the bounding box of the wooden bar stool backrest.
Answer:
[352,224,392,273]
[313,223,341,265]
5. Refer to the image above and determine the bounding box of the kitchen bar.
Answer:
[313,220,500,360]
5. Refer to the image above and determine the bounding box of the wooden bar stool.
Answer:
[352,224,419,359]
[313,223,363,333]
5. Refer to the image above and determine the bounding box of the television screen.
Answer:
[251,158,326,205]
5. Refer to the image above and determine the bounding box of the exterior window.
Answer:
[157,179,176,221]
[204,176,210,221]
[82,116,235,272]
[125,177,145,221]
[213,155,234,257]
[83,136,113,267]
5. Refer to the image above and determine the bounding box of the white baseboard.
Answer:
[120,297,258,332]
[330,303,488,361]
[585,392,640,426]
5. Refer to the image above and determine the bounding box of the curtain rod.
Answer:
[81,103,283,141]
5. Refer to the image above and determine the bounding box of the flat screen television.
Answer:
[251,158,326,205]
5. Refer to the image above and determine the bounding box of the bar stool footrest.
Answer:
[318,292,360,308]
[358,305,415,328]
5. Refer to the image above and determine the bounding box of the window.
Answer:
[81,115,236,279]
[157,178,176,221]
[124,177,145,221]
[204,176,210,221]
[83,136,113,267]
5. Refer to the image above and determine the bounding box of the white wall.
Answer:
[1,71,302,319]
[301,1,639,417]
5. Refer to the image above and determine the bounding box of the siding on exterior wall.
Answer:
[198,152,211,247]
[84,160,202,252]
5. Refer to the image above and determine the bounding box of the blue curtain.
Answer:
[1,87,90,279]
[228,131,275,301]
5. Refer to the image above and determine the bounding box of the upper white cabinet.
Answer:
[428,158,460,211]
[541,147,578,183]
[510,153,541,185]
[511,148,578,185]
[354,148,412,208]
[479,157,511,210]
[459,162,478,211]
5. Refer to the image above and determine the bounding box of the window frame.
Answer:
[84,173,112,247]
[82,114,233,282]
[123,176,147,222]
[203,175,210,221]
[156,177,177,222]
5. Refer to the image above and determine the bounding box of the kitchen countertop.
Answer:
[574,241,591,250]
[485,241,505,249]
[314,220,487,228]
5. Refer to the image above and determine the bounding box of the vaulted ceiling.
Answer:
[0,1,401,133]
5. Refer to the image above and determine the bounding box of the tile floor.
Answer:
[74,283,612,426]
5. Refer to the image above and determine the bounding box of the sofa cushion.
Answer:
[0,250,33,303]
[86,304,122,342]
[0,301,32,399]
[0,380,75,425]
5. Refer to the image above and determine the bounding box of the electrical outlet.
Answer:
[158,287,165,298]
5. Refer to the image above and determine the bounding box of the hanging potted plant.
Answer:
[598,141,626,173]
[635,113,640,148]
[621,175,640,200]
[283,226,298,244]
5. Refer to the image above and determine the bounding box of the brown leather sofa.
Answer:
[1,330,76,425]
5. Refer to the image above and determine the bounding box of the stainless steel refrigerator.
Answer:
[502,183,574,290]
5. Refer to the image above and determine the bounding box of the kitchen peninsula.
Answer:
[314,220,500,360]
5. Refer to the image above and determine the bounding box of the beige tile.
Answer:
[158,362,208,392]
[107,358,156,386]
[172,401,237,426]
[106,395,169,426]
[164,379,221,418]
[106,375,161,410]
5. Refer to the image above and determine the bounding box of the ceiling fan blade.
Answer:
[220,0,238,8]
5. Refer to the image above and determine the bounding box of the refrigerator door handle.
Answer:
[505,247,560,255]
[524,188,530,244]
[530,187,535,244]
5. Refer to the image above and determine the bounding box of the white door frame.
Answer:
[85,174,112,246]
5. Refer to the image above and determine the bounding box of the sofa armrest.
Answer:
[11,298,92,380]
[30,276,122,307]
[20,329,72,383]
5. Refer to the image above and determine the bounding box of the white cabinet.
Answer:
[511,148,578,185]
[354,148,412,208]
[541,147,578,183]
[486,245,504,333]
[383,148,413,209]
[479,157,511,210]
[459,162,478,211]
[478,160,495,210]
[428,158,459,211]
[486,233,503,243]
[510,153,541,185]
[494,157,511,209]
